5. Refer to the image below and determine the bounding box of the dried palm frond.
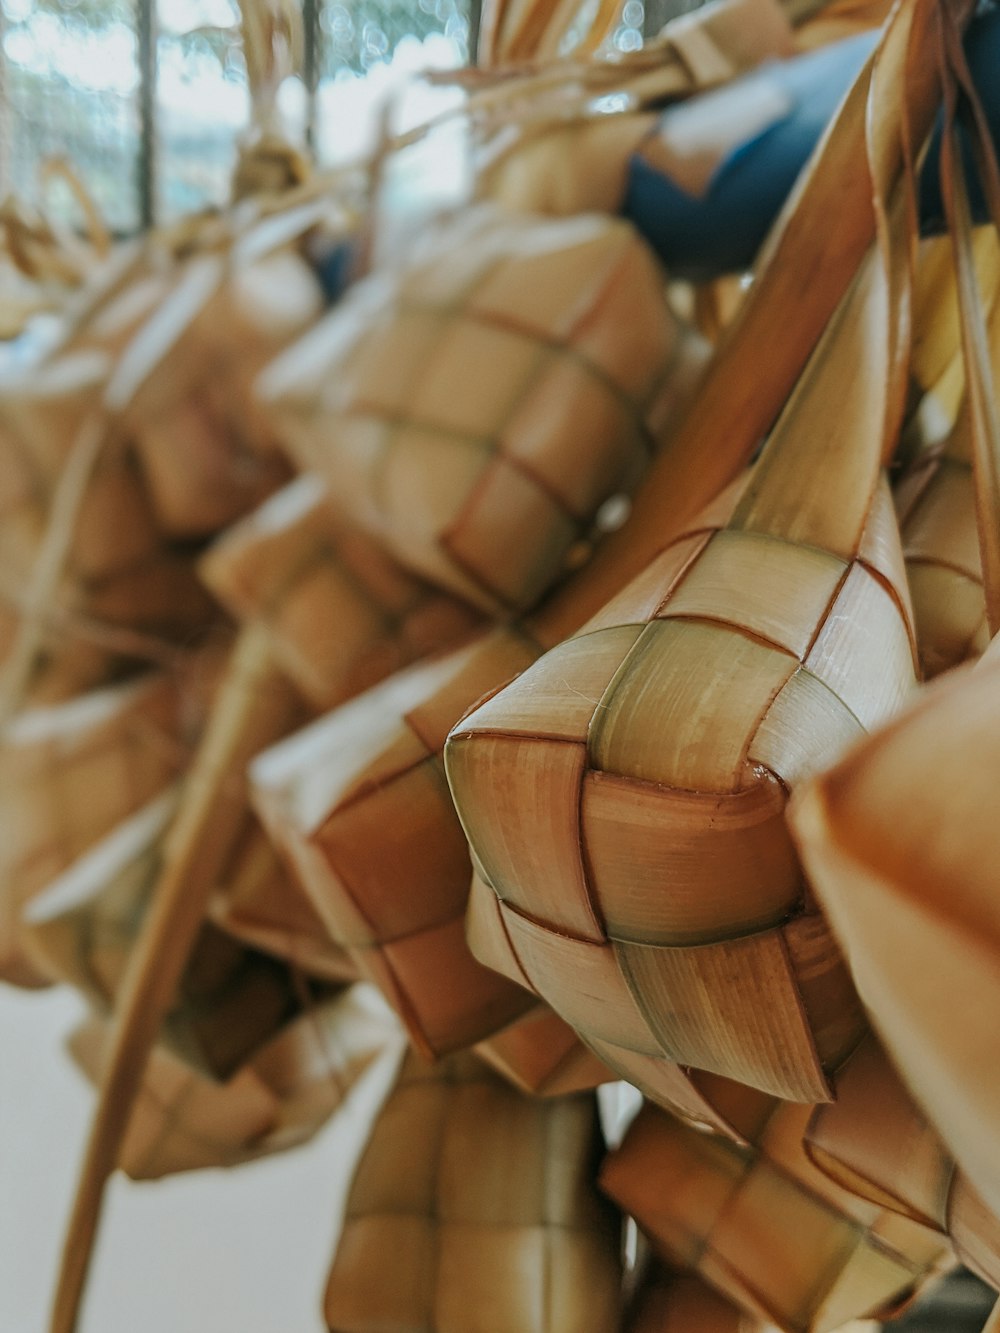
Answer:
[200,474,483,710]
[68,984,395,1180]
[0,673,188,987]
[259,204,708,616]
[601,1098,952,1333]
[324,1051,622,1333]
[804,1036,1000,1289]
[445,0,941,1103]
[251,636,539,1058]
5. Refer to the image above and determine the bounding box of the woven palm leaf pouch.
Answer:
[446,0,947,1104]
[601,1097,952,1333]
[200,473,484,711]
[258,203,708,617]
[0,672,188,986]
[324,1050,622,1333]
[67,985,394,1180]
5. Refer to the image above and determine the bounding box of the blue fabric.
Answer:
[309,237,359,304]
[625,9,1000,278]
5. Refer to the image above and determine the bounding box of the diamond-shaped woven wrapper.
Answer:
[259,204,707,616]
[67,983,395,1180]
[790,640,1000,1225]
[0,672,188,987]
[600,1097,951,1333]
[107,244,324,538]
[448,462,916,1103]
[626,1266,767,1332]
[23,791,322,1078]
[0,350,212,699]
[201,474,484,710]
[251,634,541,1059]
[804,1036,1000,1290]
[323,1050,622,1333]
[896,406,987,677]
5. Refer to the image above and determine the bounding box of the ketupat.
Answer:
[601,1098,952,1333]
[200,473,483,710]
[68,985,395,1180]
[790,637,1000,1223]
[250,636,540,1058]
[259,204,708,615]
[324,1051,622,1333]
[804,1036,1000,1289]
[445,0,938,1102]
[0,672,189,986]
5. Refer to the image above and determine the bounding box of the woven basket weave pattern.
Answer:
[448,472,915,1102]
[262,207,706,615]
[252,633,542,1058]
[324,1051,622,1333]
[69,986,392,1180]
[202,474,484,710]
[601,1099,950,1333]
[0,674,187,985]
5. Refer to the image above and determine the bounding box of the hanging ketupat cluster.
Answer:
[6,0,1000,1330]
